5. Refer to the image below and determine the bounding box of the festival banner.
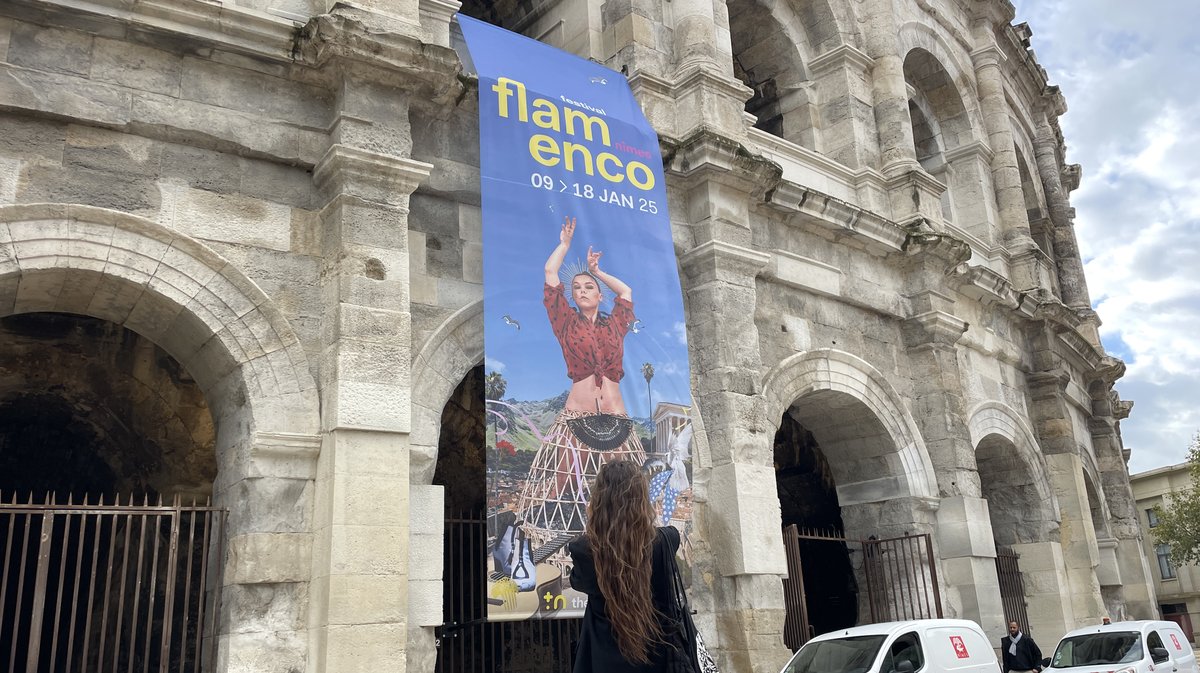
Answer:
[457,16,696,622]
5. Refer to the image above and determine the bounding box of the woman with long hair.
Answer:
[513,216,647,567]
[568,459,679,672]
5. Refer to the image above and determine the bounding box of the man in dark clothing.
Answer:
[1001,621,1043,673]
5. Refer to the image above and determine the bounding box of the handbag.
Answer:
[658,530,720,673]
[566,413,633,450]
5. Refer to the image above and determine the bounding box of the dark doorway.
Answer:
[0,312,221,673]
[774,412,858,640]
[434,365,581,673]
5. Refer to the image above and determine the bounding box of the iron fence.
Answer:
[995,546,1029,633]
[0,493,226,673]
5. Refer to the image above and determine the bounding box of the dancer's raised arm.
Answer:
[544,216,575,286]
[587,246,632,302]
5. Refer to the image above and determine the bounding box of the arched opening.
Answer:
[0,312,218,672]
[727,0,828,148]
[976,433,1053,546]
[433,364,580,673]
[904,48,973,226]
[774,410,856,635]
[0,205,321,673]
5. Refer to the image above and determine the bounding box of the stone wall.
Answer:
[0,0,1156,671]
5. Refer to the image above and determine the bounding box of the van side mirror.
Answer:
[1151,648,1170,663]
[1040,658,1052,669]
[897,660,915,673]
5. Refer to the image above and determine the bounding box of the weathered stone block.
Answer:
[226,532,313,584]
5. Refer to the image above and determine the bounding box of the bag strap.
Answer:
[659,528,700,667]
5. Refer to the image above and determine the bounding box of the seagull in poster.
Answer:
[502,315,521,331]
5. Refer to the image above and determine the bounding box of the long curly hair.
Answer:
[587,460,661,664]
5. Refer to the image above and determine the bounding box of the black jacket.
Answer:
[1001,633,1043,672]
[568,526,680,673]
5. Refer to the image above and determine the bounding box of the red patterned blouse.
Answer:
[543,283,635,387]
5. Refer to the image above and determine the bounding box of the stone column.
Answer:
[1088,367,1158,620]
[1032,115,1092,310]
[298,18,458,667]
[309,136,432,672]
[673,135,789,673]
[1010,540,1075,646]
[859,0,919,174]
[969,30,1049,292]
[1044,451,1106,626]
[901,232,1005,633]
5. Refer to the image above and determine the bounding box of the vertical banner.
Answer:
[458,16,695,622]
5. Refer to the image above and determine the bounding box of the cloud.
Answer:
[485,356,506,373]
[1014,0,1200,472]
[673,321,688,346]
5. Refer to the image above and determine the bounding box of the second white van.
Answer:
[1044,621,1197,673]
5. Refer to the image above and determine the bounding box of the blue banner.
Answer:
[458,16,694,622]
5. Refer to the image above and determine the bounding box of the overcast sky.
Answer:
[1008,0,1200,474]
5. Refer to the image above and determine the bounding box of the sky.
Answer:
[1009,0,1200,473]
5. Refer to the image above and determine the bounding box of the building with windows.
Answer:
[1132,463,1199,644]
[0,0,1158,671]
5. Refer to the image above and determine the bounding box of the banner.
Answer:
[458,16,695,622]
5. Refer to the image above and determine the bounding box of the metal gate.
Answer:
[436,511,580,673]
[995,546,1030,632]
[782,525,943,650]
[0,493,226,673]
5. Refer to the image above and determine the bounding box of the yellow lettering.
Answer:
[563,142,595,176]
[493,77,528,122]
[597,153,625,183]
[532,99,561,132]
[564,108,611,146]
[529,134,561,167]
[627,161,654,190]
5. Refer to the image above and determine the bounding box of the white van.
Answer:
[780,619,1000,673]
[1045,621,1197,673]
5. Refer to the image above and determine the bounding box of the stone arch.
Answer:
[0,202,321,668]
[410,299,485,485]
[1081,456,1112,538]
[967,401,1060,544]
[0,204,319,441]
[762,348,938,506]
[727,0,851,148]
[897,23,985,136]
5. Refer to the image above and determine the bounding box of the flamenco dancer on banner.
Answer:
[513,216,648,574]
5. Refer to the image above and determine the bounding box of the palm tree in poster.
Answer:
[642,362,654,420]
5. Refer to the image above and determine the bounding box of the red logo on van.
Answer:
[1170,634,1182,650]
[951,636,969,659]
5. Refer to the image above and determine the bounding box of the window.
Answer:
[882,632,925,673]
[1156,544,1176,580]
[1147,508,1160,528]
[1147,631,1169,663]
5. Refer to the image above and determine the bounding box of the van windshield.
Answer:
[783,635,888,673]
[1052,632,1143,668]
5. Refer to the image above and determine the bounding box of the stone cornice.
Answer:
[12,0,299,62]
[904,310,969,346]
[808,44,874,77]
[250,432,322,479]
[314,144,434,204]
[943,140,995,165]
[678,240,771,278]
[299,12,463,101]
[664,129,782,198]
[764,181,908,256]
[953,264,1020,308]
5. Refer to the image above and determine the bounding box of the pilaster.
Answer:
[1044,452,1106,626]
[302,30,437,669]
[673,135,787,673]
